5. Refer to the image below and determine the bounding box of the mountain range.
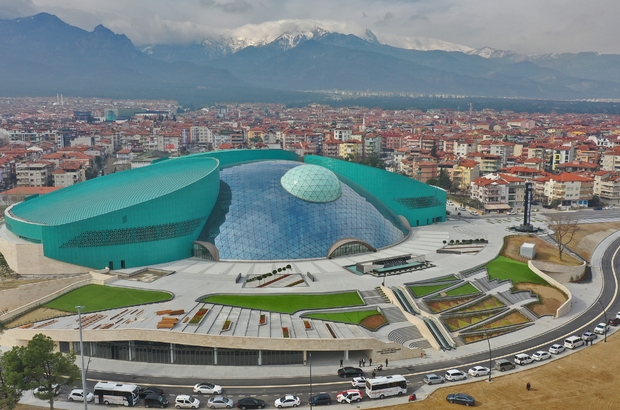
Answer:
[3,13,620,104]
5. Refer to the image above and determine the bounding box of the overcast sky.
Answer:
[1,0,618,55]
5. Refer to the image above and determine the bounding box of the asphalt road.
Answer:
[49,213,620,407]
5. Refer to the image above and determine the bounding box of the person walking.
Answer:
[526,382,531,391]
[372,371,376,378]
[340,359,343,367]
[362,358,366,367]
[385,358,389,367]
[369,358,372,366]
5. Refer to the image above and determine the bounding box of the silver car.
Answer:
[207,396,234,409]
[423,373,445,385]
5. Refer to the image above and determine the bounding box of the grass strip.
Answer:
[44,284,172,313]
[202,292,363,314]
[304,309,380,324]
[486,255,550,285]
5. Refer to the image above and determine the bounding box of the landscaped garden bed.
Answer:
[222,320,232,331]
[443,282,480,296]
[303,309,387,330]
[188,308,208,325]
[460,323,531,344]
[259,314,267,325]
[303,320,312,329]
[452,295,505,313]
[442,308,507,332]
[409,282,460,298]
[282,327,290,338]
[425,295,480,313]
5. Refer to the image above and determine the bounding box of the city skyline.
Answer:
[1,0,619,55]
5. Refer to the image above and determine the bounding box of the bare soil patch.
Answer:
[386,331,620,410]
[361,314,387,330]
[570,221,620,261]
[4,307,69,329]
[502,235,582,266]
[0,276,51,290]
[514,283,566,316]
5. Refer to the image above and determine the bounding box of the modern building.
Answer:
[1,150,446,274]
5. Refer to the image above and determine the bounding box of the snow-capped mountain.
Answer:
[466,46,528,61]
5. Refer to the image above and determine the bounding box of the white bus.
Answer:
[94,381,140,406]
[365,375,407,399]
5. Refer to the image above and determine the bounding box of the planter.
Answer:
[303,320,312,330]
[282,327,290,338]
[188,308,208,325]
[222,320,232,331]
[259,314,267,326]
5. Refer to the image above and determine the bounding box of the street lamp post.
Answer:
[485,330,492,383]
[309,352,313,410]
[598,299,608,343]
[76,306,88,410]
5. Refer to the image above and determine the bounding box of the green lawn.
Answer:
[444,282,480,296]
[304,309,380,324]
[44,284,172,313]
[202,292,364,314]
[409,283,454,298]
[486,255,550,285]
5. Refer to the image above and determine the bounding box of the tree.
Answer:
[547,214,580,260]
[22,334,80,410]
[0,347,26,410]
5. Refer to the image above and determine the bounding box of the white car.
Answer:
[594,322,610,335]
[467,366,490,377]
[532,351,551,361]
[274,395,300,408]
[193,382,222,395]
[68,389,94,402]
[33,384,60,397]
[207,396,234,409]
[507,211,517,215]
[444,369,467,381]
[549,344,565,354]
[350,376,366,387]
[175,395,201,409]
[447,201,454,206]
[470,211,479,216]
[336,390,362,404]
[616,312,620,320]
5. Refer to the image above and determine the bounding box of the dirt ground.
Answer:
[570,221,620,261]
[514,283,566,316]
[502,235,582,266]
[4,307,69,329]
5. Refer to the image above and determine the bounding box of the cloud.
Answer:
[3,0,620,54]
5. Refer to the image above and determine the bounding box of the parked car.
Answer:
[447,201,454,206]
[467,366,490,377]
[549,344,565,354]
[514,353,533,365]
[469,211,479,216]
[337,367,364,378]
[274,395,300,408]
[494,359,515,372]
[139,387,165,399]
[458,206,467,211]
[608,317,620,326]
[507,211,517,215]
[194,382,222,395]
[207,396,235,409]
[33,384,60,397]
[582,332,597,342]
[175,395,200,409]
[532,351,551,361]
[446,393,475,406]
[145,393,169,408]
[444,369,467,381]
[616,311,620,320]
[236,398,265,409]
[68,389,94,402]
[350,377,366,387]
[564,335,585,349]
[594,322,610,334]
[336,390,362,404]
[423,374,445,385]
[308,393,332,406]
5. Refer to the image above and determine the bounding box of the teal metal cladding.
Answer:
[303,156,446,227]
[6,156,221,269]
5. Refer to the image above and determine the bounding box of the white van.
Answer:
[564,335,585,349]
[514,353,533,365]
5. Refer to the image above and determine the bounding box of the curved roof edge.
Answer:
[191,149,299,168]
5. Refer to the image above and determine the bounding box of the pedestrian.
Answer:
[362,358,366,367]
[359,358,362,367]
[369,358,372,366]
[372,371,376,378]
[385,358,388,367]
[526,382,531,391]
[340,359,343,367]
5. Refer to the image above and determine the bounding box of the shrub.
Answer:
[286,264,292,269]
[272,270,277,274]
[443,240,447,244]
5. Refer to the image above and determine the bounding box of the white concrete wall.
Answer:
[528,260,574,318]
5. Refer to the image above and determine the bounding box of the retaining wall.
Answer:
[527,260,573,318]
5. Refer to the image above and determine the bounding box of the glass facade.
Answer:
[199,161,408,260]
[72,341,303,366]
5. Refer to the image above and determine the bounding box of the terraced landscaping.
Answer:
[201,291,364,314]
[454,295,505,313]
[409,281,459,298]
[460,324,531,344]
[444,282,479,296]
[304,309,384,327]
[442,310,504,332]
[486,255,549,285]
[425,295,480,313]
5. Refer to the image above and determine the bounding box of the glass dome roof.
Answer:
[280,164,342,203]
[198,161,408,261]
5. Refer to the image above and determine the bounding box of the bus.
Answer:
[365,375,407,399]
[94,381,140,406]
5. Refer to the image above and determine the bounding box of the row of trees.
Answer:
[0,333,80,410]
